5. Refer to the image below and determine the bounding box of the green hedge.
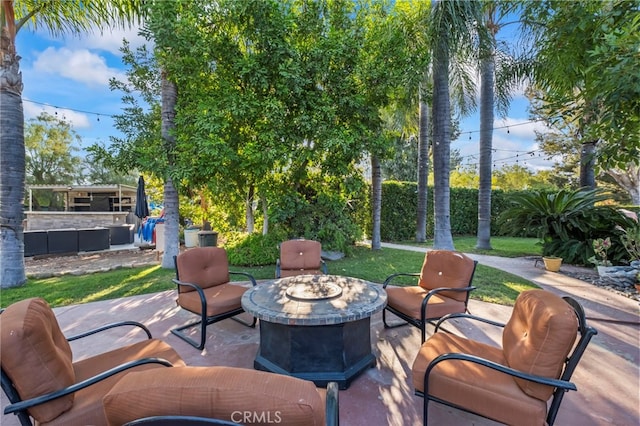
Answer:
[364,182,545,240]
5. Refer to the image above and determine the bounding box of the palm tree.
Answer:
[429,0,484,250]
[0,0,143,288]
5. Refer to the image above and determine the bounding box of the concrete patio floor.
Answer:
[2,248,639,425]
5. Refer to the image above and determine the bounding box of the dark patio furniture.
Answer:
[382,250,477,342]
[23,231,47,257]
[46,229,78,255]
[108,224,135,245]
[172,247,257,350]
[78,227,110,252]
[412,289,597,426]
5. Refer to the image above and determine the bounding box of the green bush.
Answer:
[223,229,288,266]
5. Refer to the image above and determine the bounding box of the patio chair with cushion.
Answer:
[172,247,257,350]
[0,297,185,426]
[103,366,339,426]
[276,239,328,278]
[412,289,597,426]
[382,250,477,342]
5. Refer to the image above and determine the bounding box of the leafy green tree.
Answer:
[0,0,143,288]
[25,112,83,185]
[523,0,640,174]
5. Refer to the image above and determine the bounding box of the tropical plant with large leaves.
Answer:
[0,0,143,288]
[499,188,630,264]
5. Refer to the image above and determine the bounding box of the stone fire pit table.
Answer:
[241,274,387,389]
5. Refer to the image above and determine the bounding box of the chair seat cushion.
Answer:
[178,283,247,317]
[385,286,466,320]
[103,366,326,426]
[412,333,548,426]
[42,339,185,426]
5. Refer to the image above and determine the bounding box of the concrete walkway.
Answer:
[2,244,639,425]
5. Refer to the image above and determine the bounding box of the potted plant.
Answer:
[542,255,563,272]
[589,237,616,276]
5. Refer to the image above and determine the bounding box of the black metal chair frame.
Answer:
[122,381,339,426]
[382,260,478,342]
[415,296,598,426]
[171,256,257,350]
[275,240,328,278]
[1,318,175,426]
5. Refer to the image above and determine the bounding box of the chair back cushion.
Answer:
[0,298,75,422]
[103,366,326,426]
[176,247,230,292]
[503,289,578,401]
[280,239,322,270]
[418,250,475,302]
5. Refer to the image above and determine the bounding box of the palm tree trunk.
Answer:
[1,6,27,287]
[371,154,382,250]
[579,140,597,189]
[431,37,455,250]
[416,93,430,243]
[160,74,179,268]
[246,184,255,233]
[476,35,495,250]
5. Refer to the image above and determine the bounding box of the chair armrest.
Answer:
[229,271,257,287]
[424,353,577,396]
[325,381,339,426]
[66,321,152,342]
[3,358,175,415]
[276,259,281,278]
[420,286,476,320]
[434,312,505,333]
[382,272,420,288]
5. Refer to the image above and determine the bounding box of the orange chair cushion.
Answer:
[177,283,247,316]
[279,268,324,278]
[503,289,578,401]
[176,247,230,292]
[103,366,326,426]
[43,339,185,426]
[385,286,466,320]
[0,298,75,423]
[412,332,548,426]
[418,251,475,302]
[280,240,322,271]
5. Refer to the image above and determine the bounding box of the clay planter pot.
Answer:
[543,256,563,272]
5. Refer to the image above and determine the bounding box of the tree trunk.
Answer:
[371,154,382,250]
[160,74,180,268]
[476,36,495,250]
[579,140,597,189]
[416,93,430,243]
[261,195,268,235]
[246,184,255,233]
[0,10,27,287]
[431,37,455,250]
[607,165,640,205]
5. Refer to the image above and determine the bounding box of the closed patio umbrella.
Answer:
[135,176,150,219]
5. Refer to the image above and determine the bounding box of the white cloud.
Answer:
[67,26,149,55]
[33,47,126,87]
[23,99,91,129]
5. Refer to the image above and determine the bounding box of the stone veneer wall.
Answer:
[25,212,130,230]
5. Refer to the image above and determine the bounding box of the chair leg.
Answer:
[382,308,410,330]
[171,318,207,350]
[231,314,257,328]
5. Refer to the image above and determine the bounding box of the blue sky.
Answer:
[16,25,555,172]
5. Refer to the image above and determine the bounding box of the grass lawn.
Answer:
[1,238,541,309]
